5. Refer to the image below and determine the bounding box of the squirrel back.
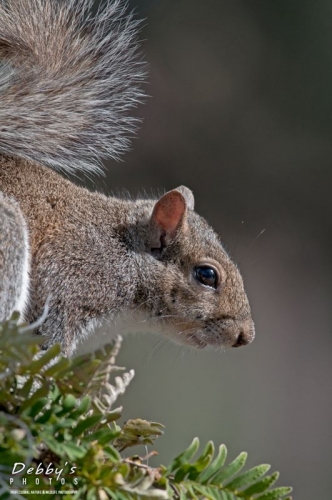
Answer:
[0,0,146,174]
[0,0,255,356]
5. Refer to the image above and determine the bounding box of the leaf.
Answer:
[28,398,49,418]
[186,441,215,480]
[190,483,221,500]
[85,427,120,446]
[225,464,270,491]
[199,444,227,483]
[0,317,293,500]
[53,417,77,431]
[62,441,87,460]
[114,419,164,451]
[173,442,214,482]
[19,385,50,413]
[42,434,64,455]
[71,414,103,437]
[220,492,236,500]
[256,486,293,500]
[86,486,97,500]
[103,407,123,422]
[17,376,34,399]
[69,395,91,419]
[239,472,279,497]
[104,445,121,462]
[43,357,71,377]
[210,452,247,485]
[28,344,61,373]
[185,483,199,499]
[121,419,164,437]
[52,395,78,419]
[167,437,200,474]
[34,408,54,424]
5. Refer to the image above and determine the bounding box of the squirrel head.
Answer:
[132,186,255,350]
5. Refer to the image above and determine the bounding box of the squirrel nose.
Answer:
[232,319,255,348]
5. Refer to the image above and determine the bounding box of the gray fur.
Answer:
[0,193,30,321]
[0,0,146,174]
[1,158,254,357]
[0,0,255,357]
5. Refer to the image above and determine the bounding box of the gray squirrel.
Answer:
[0,0,255,357]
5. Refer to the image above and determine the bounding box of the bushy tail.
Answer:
[0,0,146,174]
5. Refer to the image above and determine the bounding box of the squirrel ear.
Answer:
[150,189,189,250]
[151,190,187,235]
[174,186,195,210]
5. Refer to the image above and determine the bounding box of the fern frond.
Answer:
[0,316,292,500]
[164,438,292,500]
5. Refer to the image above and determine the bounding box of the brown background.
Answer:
[83,1,332,498]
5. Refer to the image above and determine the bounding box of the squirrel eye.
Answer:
[194,265,219,289]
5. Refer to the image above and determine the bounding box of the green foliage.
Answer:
[0,316,292,500]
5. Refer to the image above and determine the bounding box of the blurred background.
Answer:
[85,1,332,498]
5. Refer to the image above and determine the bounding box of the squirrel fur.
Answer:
[0,0,255,356]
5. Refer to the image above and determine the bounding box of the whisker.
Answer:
[149,337,171,358]
[248,228,266,249]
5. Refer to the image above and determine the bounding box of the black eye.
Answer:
[195,266,219,289]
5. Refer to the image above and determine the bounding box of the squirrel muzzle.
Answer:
[162,314,255,350]
[230,317,255,348]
